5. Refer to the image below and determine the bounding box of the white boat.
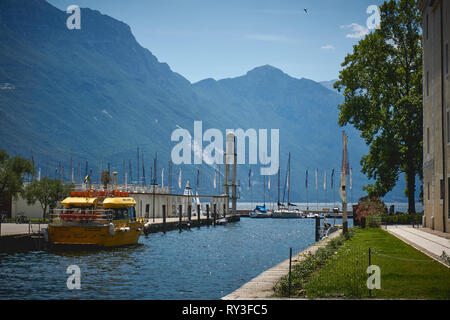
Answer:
[249,205,272,218]
[272,207,304,218]
[306,212,318,218]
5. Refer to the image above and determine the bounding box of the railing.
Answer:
[50,209,113,224]
[70,183,171,194]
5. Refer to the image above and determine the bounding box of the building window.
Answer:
[427,127,430,153]
[440,179,445,200]
[426,13,429,40]
[426,71,429,96]
[427,182,430,201]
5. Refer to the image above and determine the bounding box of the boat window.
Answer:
[110,208,129,220]
[129,207,135,221]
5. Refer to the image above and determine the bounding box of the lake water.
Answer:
[0,218,351,300]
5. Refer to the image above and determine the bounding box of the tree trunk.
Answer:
[406,168,416,214]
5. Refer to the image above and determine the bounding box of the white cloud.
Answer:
[245,34,296,43]
[340,23,369,39]
[321,44,335,50]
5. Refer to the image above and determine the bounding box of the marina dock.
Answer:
[238,209,353,218]
[143,214,240,233]
[0,223,47,252]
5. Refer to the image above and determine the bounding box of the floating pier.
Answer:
[143,215,240,234]
[0,223,47,252]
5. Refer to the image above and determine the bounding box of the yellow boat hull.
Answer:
[48,221,143,248]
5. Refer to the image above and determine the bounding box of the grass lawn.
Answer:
[277,227,450,299]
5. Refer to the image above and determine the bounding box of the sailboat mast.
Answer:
[263,173,266,207]
[277,167,280,209]
[287,152,291,207]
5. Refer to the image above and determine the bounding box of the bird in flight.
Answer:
[304,8,308,14]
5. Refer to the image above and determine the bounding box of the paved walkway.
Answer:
[0,223,47,237]
[222,230,342,300]
[386,225,450,266]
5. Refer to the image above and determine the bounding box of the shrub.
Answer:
[354,196,385,227]
[381,213,423,225]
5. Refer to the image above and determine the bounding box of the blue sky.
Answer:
[48,0,385,83]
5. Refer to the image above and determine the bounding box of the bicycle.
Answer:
[0,213,8,223]
[15,213,29,224]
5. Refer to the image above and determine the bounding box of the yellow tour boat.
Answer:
[48,174,144,248]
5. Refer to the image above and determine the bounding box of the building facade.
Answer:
[420,0,449,232]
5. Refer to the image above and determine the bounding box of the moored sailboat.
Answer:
[272,153,304,218]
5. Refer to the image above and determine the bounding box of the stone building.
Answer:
[419,0,449,232]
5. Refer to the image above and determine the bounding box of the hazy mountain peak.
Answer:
[246,65,287,78]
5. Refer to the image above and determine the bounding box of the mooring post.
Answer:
[178,204,182,230]
[315,215,320,242]
[206,204,210,225]
[188,205,192,228]
[162,204,166,233]
[288,247,292,298]
[213,203,217,226]
[197,204,201,227]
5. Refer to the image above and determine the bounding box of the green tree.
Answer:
[24,177,73,219]
[0,149,35,199]
[335,0,422,213]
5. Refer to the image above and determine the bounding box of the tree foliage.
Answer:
[335,0,422,213]
[0,149,35,199]
[24,177,73,219]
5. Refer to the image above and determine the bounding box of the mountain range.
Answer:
[0,0,415,203]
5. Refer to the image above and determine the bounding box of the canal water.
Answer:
[0,218,350,300]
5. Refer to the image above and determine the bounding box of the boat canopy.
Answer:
[102,197,136,208]
[61,197,98,208]
[254,205,267,212]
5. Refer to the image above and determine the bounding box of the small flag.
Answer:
[161,168,164,188]
[196,167,200,189]
[315,168,318,190]
[339,131,348,202]
[268,175,271,191]
[248,169,252,188]
[331,169,335,188]
[178,168,182,189]
[323,169,327,191]
[213,168,217,189]
[350,167,352,190]
[84,174,90,184]
[305,168,308,189]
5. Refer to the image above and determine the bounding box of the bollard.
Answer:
[178,204,183,231]
[206,204,210,225]
[315,215,320,242]
[197,204,201,227]
[213,204,217,226]
[188,205,192,228]
[162,205,166,233]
